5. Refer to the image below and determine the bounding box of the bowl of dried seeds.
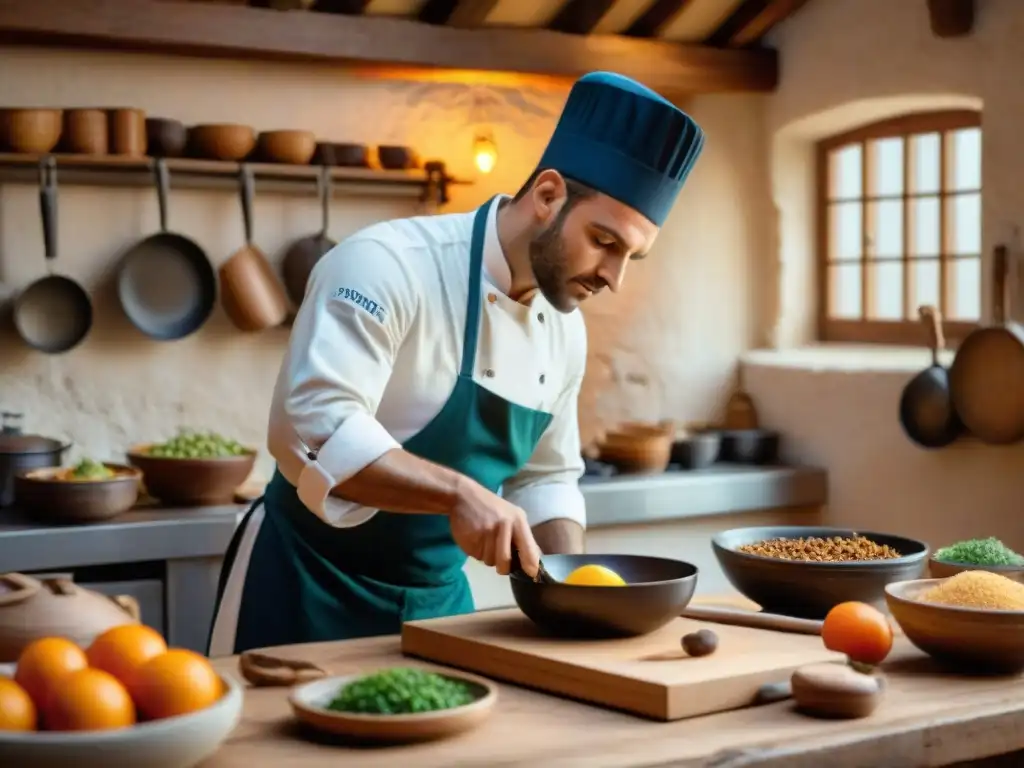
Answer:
[712,526,929,620]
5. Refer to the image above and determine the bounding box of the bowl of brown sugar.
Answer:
[712,526,929,620]
[886,572,1024,673]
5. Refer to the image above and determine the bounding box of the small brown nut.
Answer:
[682,629,719,657]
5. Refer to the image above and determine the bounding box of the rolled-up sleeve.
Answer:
[285,236,418,520]
[502,323,587,530]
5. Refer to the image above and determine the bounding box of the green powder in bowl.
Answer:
[933,537,1024,567]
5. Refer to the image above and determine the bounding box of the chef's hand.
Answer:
[449,480,542,578]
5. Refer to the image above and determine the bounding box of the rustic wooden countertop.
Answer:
[205,600,1024,768]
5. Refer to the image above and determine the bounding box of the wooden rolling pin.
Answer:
[681,605,823,635]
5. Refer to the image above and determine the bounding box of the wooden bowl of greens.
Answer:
[127,430,256,507]
[15,459,142,523]
[929,538,1024,582]
[289,666,497,743]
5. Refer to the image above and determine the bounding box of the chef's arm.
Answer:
[283,237,472,524]
[501,366,588,556]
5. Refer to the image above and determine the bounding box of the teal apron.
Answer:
[210,197,555,654]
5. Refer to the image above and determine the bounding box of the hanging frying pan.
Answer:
[116,159,217,340]
[12,157,93,354]
[948,244,1024,444]
[898,305,963,448]
[281,165,336,307]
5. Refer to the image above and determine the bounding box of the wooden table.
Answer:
[204,607,1024,768]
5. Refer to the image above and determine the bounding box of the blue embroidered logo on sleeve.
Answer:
[333,287,387,323]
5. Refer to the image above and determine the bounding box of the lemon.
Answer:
[562,564,627,587]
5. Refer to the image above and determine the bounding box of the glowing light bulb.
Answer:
[473,133,497,174]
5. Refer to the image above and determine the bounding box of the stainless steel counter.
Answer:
[0,464,827,653]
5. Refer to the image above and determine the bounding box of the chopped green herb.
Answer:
[326,668,476,715]
[70,458,114,480]
[934,537,1024,567]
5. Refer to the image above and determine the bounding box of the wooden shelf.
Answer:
[0,153,472,198]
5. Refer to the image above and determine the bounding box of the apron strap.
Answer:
[459,197,497,378]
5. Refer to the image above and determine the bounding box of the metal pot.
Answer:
[0,412,71,508]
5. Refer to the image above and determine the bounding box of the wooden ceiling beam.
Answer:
[0,0,779,95]
[624,0,694,38]
[705,0,811,48]
[926,0,974,38]
[547,0,617,36]
[418,0,500,28]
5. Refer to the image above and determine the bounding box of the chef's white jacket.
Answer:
[266,196,588,530]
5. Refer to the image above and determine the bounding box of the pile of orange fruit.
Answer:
[0,625,224,732]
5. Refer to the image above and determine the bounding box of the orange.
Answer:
[0,677,37,731]
[130,649,223,720]
[14,637,88,708]
[86,624,168,690]
[44,668,135,732]
[822,601,894,665]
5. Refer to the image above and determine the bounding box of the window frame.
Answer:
[815,109,982,346]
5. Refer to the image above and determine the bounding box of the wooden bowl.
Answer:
[0,672,243,768]
[886,578,1024,673]
[598,424,672,474]
[126,445,256,506]
[376,144,418,170]
[187,124,256,161]
[0,109,63,154]
[14,463,141,523]
[289,669,497,743]
[256,130,316,165]
[928,555,1024,581]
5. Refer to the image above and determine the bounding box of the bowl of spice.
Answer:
[712,526,929,620]
[288,666,497,743]
[929,537,1024,581]
[885,573,1024,673]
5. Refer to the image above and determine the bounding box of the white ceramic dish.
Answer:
[289,669,497,743]
[0,670,243,768]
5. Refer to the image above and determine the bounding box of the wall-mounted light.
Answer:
[473,130,498,175]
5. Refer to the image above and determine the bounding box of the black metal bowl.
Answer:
[510,554,698,638]
[713,526,929,620]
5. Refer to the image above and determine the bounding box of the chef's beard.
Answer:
[529,207,578,313]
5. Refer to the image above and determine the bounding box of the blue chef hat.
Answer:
[536,72,705,227]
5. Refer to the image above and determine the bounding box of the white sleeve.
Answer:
[284,235,418,521]
[502,320,587,530]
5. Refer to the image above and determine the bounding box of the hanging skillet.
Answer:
[116,158,217,340]
[898,305,962,448]
[281,165,336,307]
[13,157,93,354]
[948,244,1024,445]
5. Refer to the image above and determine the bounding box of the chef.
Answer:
[208,71,705,656]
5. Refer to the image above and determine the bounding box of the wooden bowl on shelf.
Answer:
[187,123,256,161]
[146,117,188,158]
[886,578,1024,673]
[0,108,63,154]
[256,130,316,165]
[14,463,141,523]
[126,445,257,506]
[597,421,673,474]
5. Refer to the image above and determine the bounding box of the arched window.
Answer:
[817,110,982,345]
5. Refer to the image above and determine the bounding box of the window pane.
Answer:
[869,199,903,257]
[951,257,981,320]
[911,196,940,256]
[829,145,862,199]
[949,192,981,255]
[909,258,940,319]
[829,263,862,319]
[829,202,863,261]
[870,137,904,196]
[911,133,941,194]
[870,261,903,320]
[951,127,981,191]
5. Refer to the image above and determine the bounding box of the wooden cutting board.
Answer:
[401,608,843,721]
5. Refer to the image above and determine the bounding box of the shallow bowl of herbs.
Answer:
[929,537,1024,582]
[288,666,497,743]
